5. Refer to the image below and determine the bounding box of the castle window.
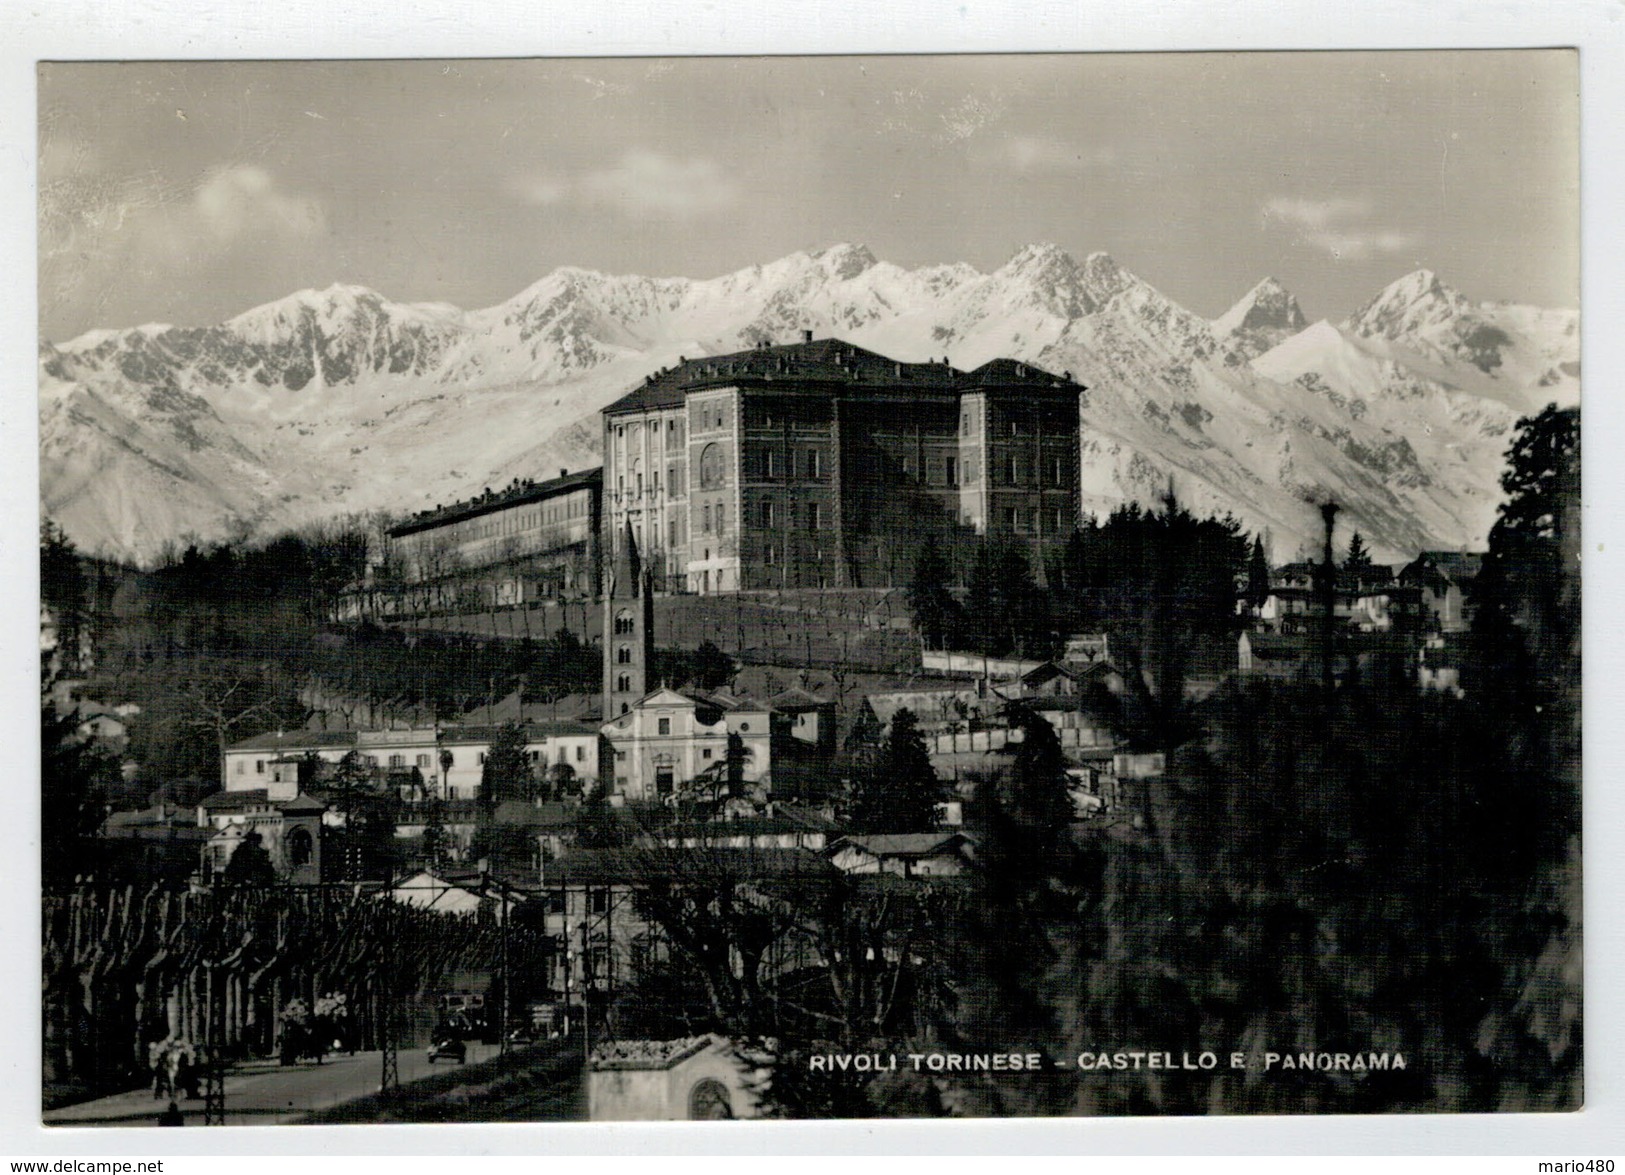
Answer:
[806,503,823,531]
[1049,454,1067,484]
[764,543,776,565]
[614,610,634,636]
[703,505,712,534]
[699,443,725,490]
[760,501,775,527]
[235,760,244,775]
[256,760,264,774]
[617,674,631,692]
[805,449,821,478]
[961,412,970,435]
[765,450,778,479]
[388,754,404,768]
[670,518,679,547]
[716,504,726,532]
[1049,507,1067,533]
[1006,456,1021,485]
[1003,507,1019,530]
[902,455,915,477]
[945,456,959,486]
[576,746,586,761]
[658,718,671,735]
[702,749,713,760]
[617,645,632,664]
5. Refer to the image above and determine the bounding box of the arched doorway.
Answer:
[286,826,313,869]
[688,1077,732,1120]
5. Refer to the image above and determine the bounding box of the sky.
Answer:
[37,51,1578,342]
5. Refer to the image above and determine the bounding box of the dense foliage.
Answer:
[845,707,943,834]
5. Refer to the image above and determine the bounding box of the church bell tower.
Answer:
[603,519,655,719]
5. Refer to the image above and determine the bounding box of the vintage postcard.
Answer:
[36,51,1580,1127]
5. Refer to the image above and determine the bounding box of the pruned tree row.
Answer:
[42,885,552,1100]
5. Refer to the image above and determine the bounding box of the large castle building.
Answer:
[600,336,1085,593]
[384,467,602,607]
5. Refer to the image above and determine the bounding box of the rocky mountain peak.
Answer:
[1213,276,1310,359]
[1345,268,1474,339]
[1215,276,1308,336]
[813,242,879,280]
[995,243,1109,318]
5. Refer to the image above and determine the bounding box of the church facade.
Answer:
[600,335,1085,594]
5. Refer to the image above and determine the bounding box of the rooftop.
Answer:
[831,832,973,858]
[541,845,840,886]
[388,466,602,538]
[226,730,359,753]
[602,337,1082,417]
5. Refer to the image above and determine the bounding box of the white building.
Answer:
[599,687,774,803]
[223,721,601,802]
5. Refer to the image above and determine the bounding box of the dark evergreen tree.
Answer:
[960,538,1048,657]
[40,694,115,887]
[1053,498,1248,750]
[328,750,398,881]
[1246,535,1271,608]
[905,538,961,651]
[691,641,737,691]
[847,708,942,834]
[963,540,1008,655]
[419,795,450,869]
[575,783,630,849]
[941,704,1085,1115]
[1344,531,1374,577]
[41,521,89,675]
[478,722,534,813]
[222,830,278,887]
[998,544,1052,658]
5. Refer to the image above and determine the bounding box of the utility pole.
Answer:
[379,873,400,1098]
[1318,501,1340,694]
[498,883,511,1056]
[202,888,226,1125]
[203,969,226,1125]
[580,919,591,1070]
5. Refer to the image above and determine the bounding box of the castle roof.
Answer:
[602,337,1082,417]
[387,466,601,538]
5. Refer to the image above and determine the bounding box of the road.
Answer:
[44,1042,501,1128]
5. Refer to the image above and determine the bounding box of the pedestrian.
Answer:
[157,1101,184,1127]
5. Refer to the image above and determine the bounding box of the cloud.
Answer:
[504,174,568,207]
[580,150,738,217]
[40,161,325,333]
[507,150,739,220]
[191,165,325,243]
[1003,134,1116,175]
[1263,196,1418,261]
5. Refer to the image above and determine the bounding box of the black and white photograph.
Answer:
[34,49,1582,1129]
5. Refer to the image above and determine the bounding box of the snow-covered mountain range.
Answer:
[40,243,1578,566]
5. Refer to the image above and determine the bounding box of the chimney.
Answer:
[560,467,567,479]
[802,329,813,343]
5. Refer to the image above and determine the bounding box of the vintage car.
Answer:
[427,1035,467,1065]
